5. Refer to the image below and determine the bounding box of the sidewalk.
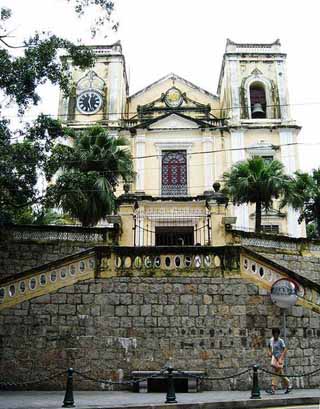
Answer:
[0,389,320,409]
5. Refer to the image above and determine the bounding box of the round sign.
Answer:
[270,279,298,309]
[164,87,183,108]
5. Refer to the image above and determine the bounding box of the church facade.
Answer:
[58,39,304,244]
[2,41,320,391]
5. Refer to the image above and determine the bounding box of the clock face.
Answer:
[164,87,183,108]
[77,90,103,114]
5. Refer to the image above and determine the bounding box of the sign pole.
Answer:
[282,309,288,372]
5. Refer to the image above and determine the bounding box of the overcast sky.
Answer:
[2,0,320,171]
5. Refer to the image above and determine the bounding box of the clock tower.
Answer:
[58,41,128,130]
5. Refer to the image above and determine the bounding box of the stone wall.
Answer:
[0,225,113,279]
[257,250,320,285]
[1,275,319,391]
[233,231,320,284]
[0,241,90,279]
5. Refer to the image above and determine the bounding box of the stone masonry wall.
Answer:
[248,247,320,285]
[1,276,319,391]
[0,242,90,279]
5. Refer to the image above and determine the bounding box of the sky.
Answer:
[2,0,320,171]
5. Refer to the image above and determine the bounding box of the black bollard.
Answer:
[165,365,177,404]
[250,364,261,399]
[62,368,75,408]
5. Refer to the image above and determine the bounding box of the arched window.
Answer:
[162,150,187,196]
[250,82,267,119]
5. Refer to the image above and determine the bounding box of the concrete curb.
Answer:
[75,396,320,409]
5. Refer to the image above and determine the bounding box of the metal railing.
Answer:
[2,362,319,406]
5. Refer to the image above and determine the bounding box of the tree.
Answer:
[223,157,292,233]
[0,2,117,223]
[0,115,64,223]
[282,169,320,237]
[46,126,134,226]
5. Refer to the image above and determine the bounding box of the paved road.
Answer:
[264,406,319,409]
[0,390,319,409]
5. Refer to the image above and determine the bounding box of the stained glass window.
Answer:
[161,150,187,196]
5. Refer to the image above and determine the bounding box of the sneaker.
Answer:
[266,388,275,395]
[284,386,292,394]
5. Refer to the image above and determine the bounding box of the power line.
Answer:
[0,142,317,167]
[2,99,320,120]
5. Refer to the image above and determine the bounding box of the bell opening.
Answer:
[250,82,267,119]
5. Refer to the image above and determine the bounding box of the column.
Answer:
[108,58,124,123]
[230,129,249,230]
[276,60,290,121]
[135,135,145,192]
[229,59,241,121]
[202,135,213,191]
[280,128,303,237]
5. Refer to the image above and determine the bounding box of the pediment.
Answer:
[148,113,200,129]
[130,73,218,100]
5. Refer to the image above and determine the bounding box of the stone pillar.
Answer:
[118,202,135,246]
[208,199,228,246]
[230,129,249,230]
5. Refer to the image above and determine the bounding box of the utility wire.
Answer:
[0,142,315,167]
[3,100,320,119]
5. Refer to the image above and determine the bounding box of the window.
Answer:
[161,150,187,196]
[261,225,279,234]
[253,155,274,163]
[250,82,266,119]
[261,155,274,163]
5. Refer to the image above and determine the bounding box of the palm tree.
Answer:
[46,126,134,226]
[282,169,320,237]
[223,157,292,233]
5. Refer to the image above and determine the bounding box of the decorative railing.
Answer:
[0,246,240,311]
[241,248,320,314]
[0,249,96,311]
[97,246,241,275]
[226,40,282,54]
[232,230,320,253]
[0,224,112,243]
[1,244,320,315]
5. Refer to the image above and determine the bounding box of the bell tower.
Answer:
[58,41,128,130]
[218,39,304,237]
[218,39,292,124]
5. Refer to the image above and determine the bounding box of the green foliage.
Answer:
[0,33,94,111]
[47,126,134,226]
[13,207,75,225]
[68,0,118,37]
[306,223,317,239]
[0,2,117,224]
[0,116,64,224]
[0,1,118,111]
[223,157,292,232]
[283,168,320,237]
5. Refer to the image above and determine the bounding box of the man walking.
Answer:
[267,327,292,394]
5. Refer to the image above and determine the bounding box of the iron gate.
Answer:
[133,208,211,246]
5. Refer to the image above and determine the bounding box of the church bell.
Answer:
[251,103,265,118]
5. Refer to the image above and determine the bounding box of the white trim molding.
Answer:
[243,74,273,120]
[135,135,146,192]
[154,142,193,196]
